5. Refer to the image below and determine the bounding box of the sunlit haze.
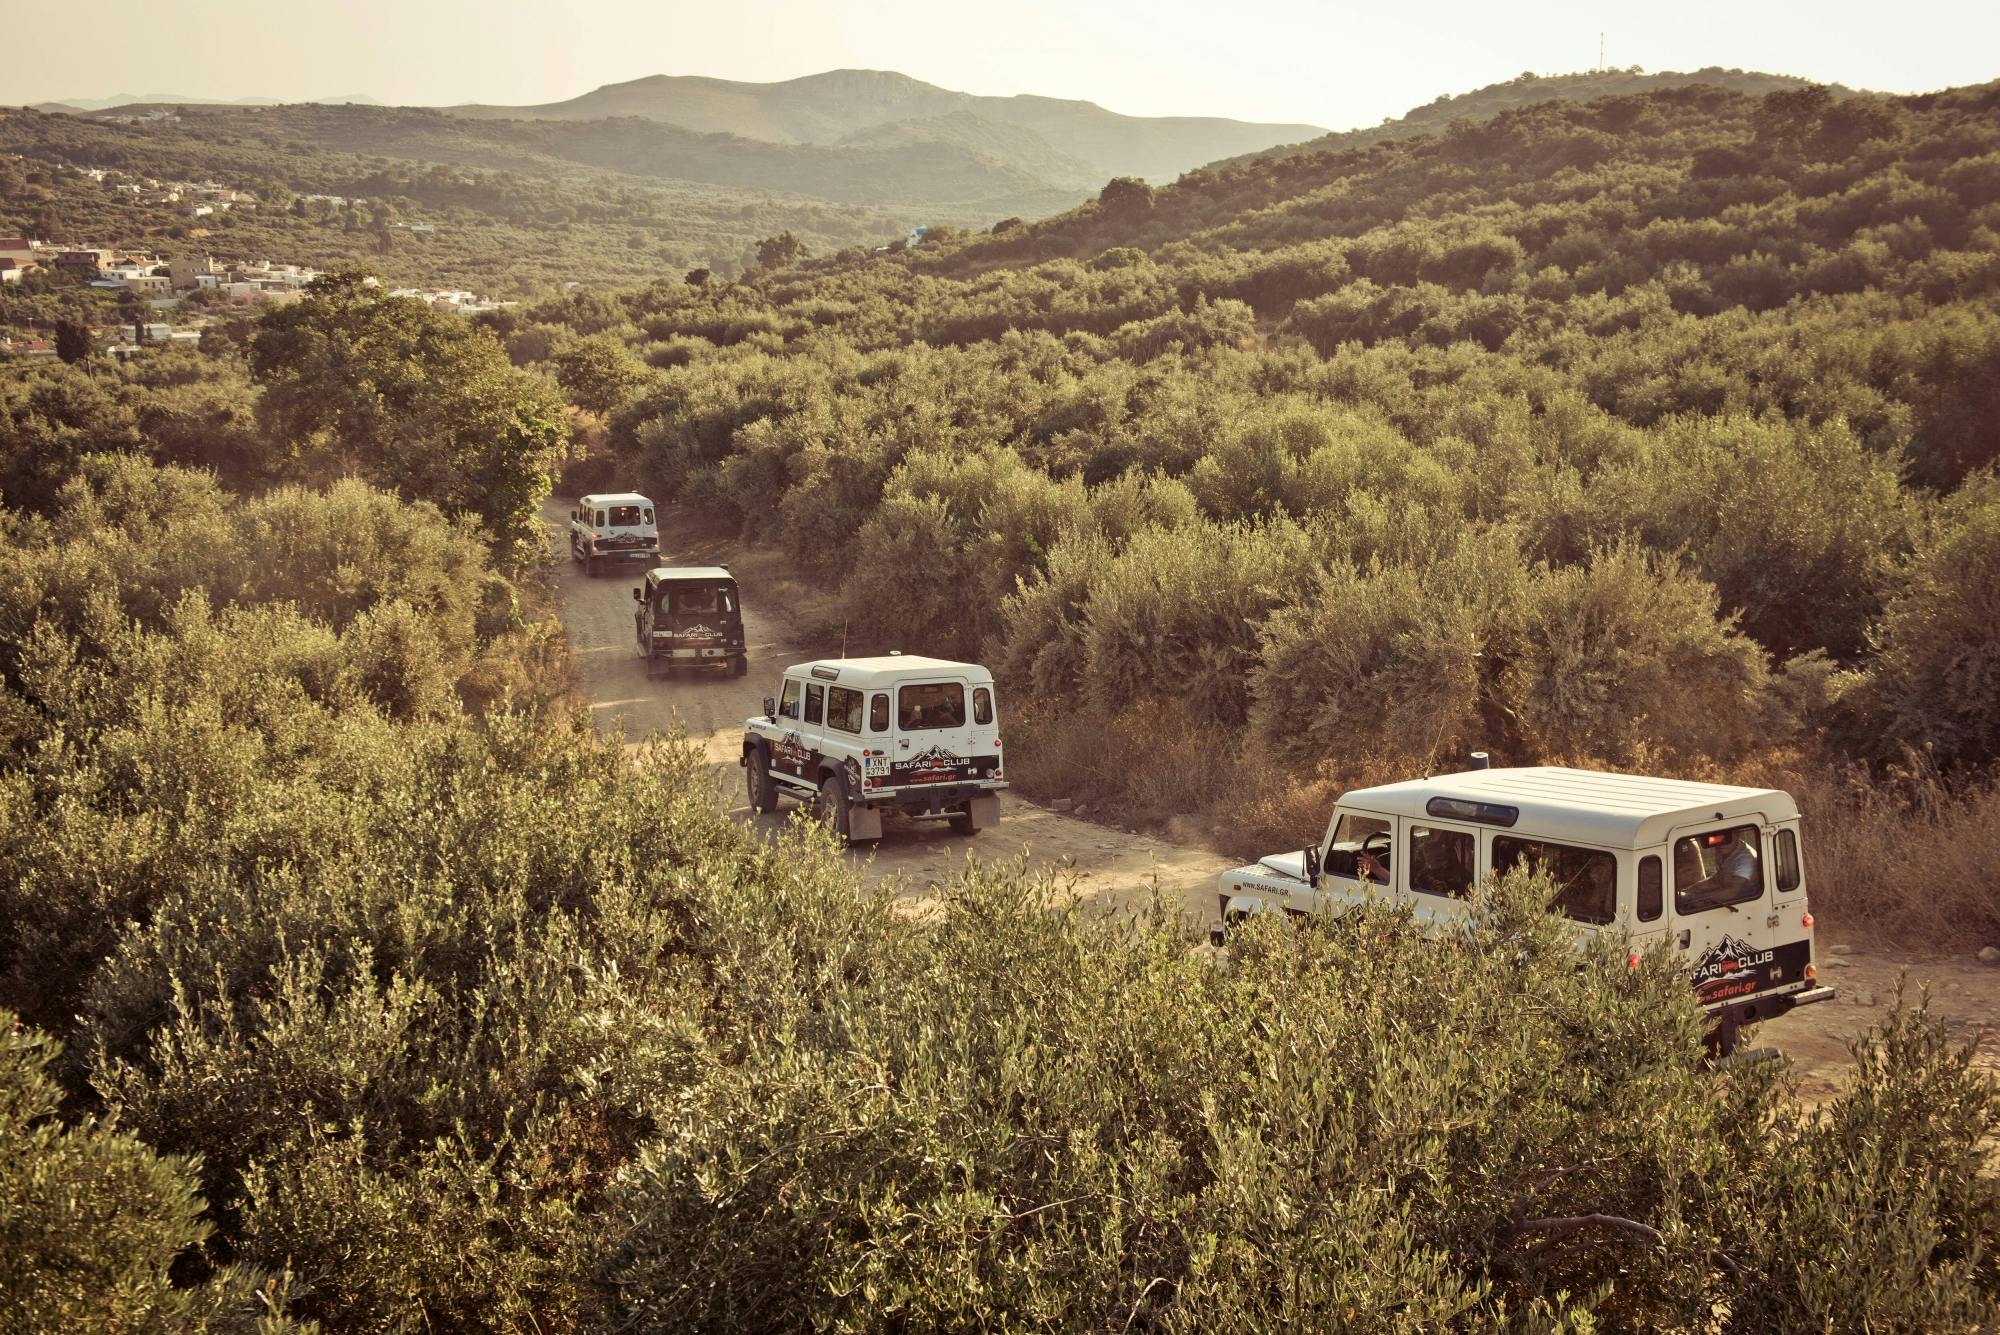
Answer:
[4,0,1996,128]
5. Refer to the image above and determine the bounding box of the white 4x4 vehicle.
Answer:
[1217,764,1835,1053]
[741,654,1004,843]
[569,492,658,576]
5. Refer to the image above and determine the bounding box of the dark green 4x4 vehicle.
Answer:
[633,566,746,679]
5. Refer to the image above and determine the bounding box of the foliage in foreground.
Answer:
[0,1014,308,1334]
[2,459,1993,1328]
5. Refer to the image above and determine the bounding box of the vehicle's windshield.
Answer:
[607,504,649,527]
[663,583,734,615]
[1674,824,1764,914]
[898,683,965,730]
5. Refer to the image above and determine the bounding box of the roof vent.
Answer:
[1467,751,1490,771]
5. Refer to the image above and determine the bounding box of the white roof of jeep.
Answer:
[781,655,992,688]
[644,565,733,582]
[579,492,652,506]
[1340,766,1797,849]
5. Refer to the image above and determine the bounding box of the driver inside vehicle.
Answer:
[1678,828,1761,910]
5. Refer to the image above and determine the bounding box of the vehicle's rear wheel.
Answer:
[731,654,748,678]
[815,774,852,842]
[746,752,777,813]
[949,804,978,836]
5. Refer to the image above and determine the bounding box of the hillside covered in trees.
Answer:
[5,72,2000,1330]
[496,77,2000,849]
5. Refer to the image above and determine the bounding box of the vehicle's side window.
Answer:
[1492,835,1616,926]
[972,687,993,726]
[1673,823,1764,915]
[1324,812,1392,884]
[1408,826,1474,898]
[805,683,824,726]
[1774,829,1801,894]
[826,686,863,734]
[778,679,802,719]
[869,693,889,732]
[642,507,655,525]
[594,510,606,527]
[1638,855,1663,922]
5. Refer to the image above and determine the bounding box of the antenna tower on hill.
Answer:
[1598,32,1605,72]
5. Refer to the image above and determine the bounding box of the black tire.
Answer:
[746,751,777,813]
[731,654,748,678]
[949,804,978,836]
[585,555,599,578]
[814,773,852,842]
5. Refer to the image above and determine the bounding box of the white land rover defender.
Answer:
[632,565,746,679]
[1217,764,1835,1052]
[741,654,1005,844]
[569,492,658,576]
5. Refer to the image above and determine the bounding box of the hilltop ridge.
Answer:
[444,68,1327,183]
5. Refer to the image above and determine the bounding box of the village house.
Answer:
[168,255,219,291]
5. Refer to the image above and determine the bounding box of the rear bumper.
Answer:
[864,781,1006,813]
[592,547,657,563]
[650,644,741,659]
[1709,982,1834,1030]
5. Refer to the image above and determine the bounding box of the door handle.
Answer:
[1676,930,1691,949]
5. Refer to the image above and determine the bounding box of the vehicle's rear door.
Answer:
[1666,815,1793,1008]
[889,676,976,786]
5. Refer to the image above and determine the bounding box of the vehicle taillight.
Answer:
[1805,963,1817,982]
[1626,951,1642,970]
[1801,912,1814,930]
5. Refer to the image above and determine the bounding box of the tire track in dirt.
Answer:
[542,497,1236,914]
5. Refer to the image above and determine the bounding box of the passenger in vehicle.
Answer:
[677,587,718,613]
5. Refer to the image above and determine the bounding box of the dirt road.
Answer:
[542,498,1999,1093]
[543,498,1235,914]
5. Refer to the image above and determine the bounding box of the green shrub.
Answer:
[0,1011,306,1333]
[1849,472,2000,767]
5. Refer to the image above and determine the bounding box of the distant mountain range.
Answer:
[444,70,1328,185]
[25,67,1857,228]
[35,93,383,111]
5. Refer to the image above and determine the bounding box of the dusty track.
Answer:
[542,498,2000,1094]
[543,498,1235,914]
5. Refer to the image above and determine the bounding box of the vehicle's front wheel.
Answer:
[746,752,777,813]
[814,774,852,842]
[585,555,599,578]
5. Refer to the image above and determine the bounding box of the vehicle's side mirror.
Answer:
[631,587,642,602]
[1304,845,1321,886]
[763,696,776,720]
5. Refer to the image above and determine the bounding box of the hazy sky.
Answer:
[4,0,1995,129]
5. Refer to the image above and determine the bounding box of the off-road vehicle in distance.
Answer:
[741,654,1004,843]
[569,492,658,576]
[633,565,746,679]
[1216,764,1834,1053]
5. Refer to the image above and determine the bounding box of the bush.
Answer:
[1849,473,2000,767]
[0,1012,302,1333]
